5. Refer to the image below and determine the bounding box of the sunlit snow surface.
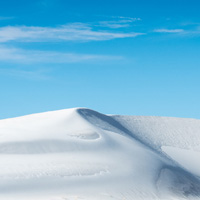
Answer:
[0,108,200,200]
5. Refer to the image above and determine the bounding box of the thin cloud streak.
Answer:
[154,29,184,33]
[98,21,131,29]
[153,27,200,37]
[0,68,50,80]
[111,16,141,21]
[0,23,144,43]
[98,16,141,29]
[0,47,124,64]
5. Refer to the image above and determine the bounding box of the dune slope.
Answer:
[0,108,200,200]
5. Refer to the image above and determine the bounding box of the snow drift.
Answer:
[0,108,200,200]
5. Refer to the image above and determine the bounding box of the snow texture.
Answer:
[0,108,200,200]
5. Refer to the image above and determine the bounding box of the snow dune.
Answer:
[0,108,200,200]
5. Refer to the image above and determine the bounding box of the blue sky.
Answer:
[0,0,200,119]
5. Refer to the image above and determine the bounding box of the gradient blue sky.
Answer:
[0,0,200,119]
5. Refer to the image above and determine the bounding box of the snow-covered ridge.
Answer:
[0,108,200,200]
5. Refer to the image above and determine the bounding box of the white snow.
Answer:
[162,146,200,177]
[0,108,200,200]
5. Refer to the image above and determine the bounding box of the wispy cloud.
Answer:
[98,21,131,29]
[111,16,141,21]
[0,23,144,43]
[98,16,141,29]
[0,46,123,64]
[153,27,200,37]
[154,28,184,33]
[0,68,50,80]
